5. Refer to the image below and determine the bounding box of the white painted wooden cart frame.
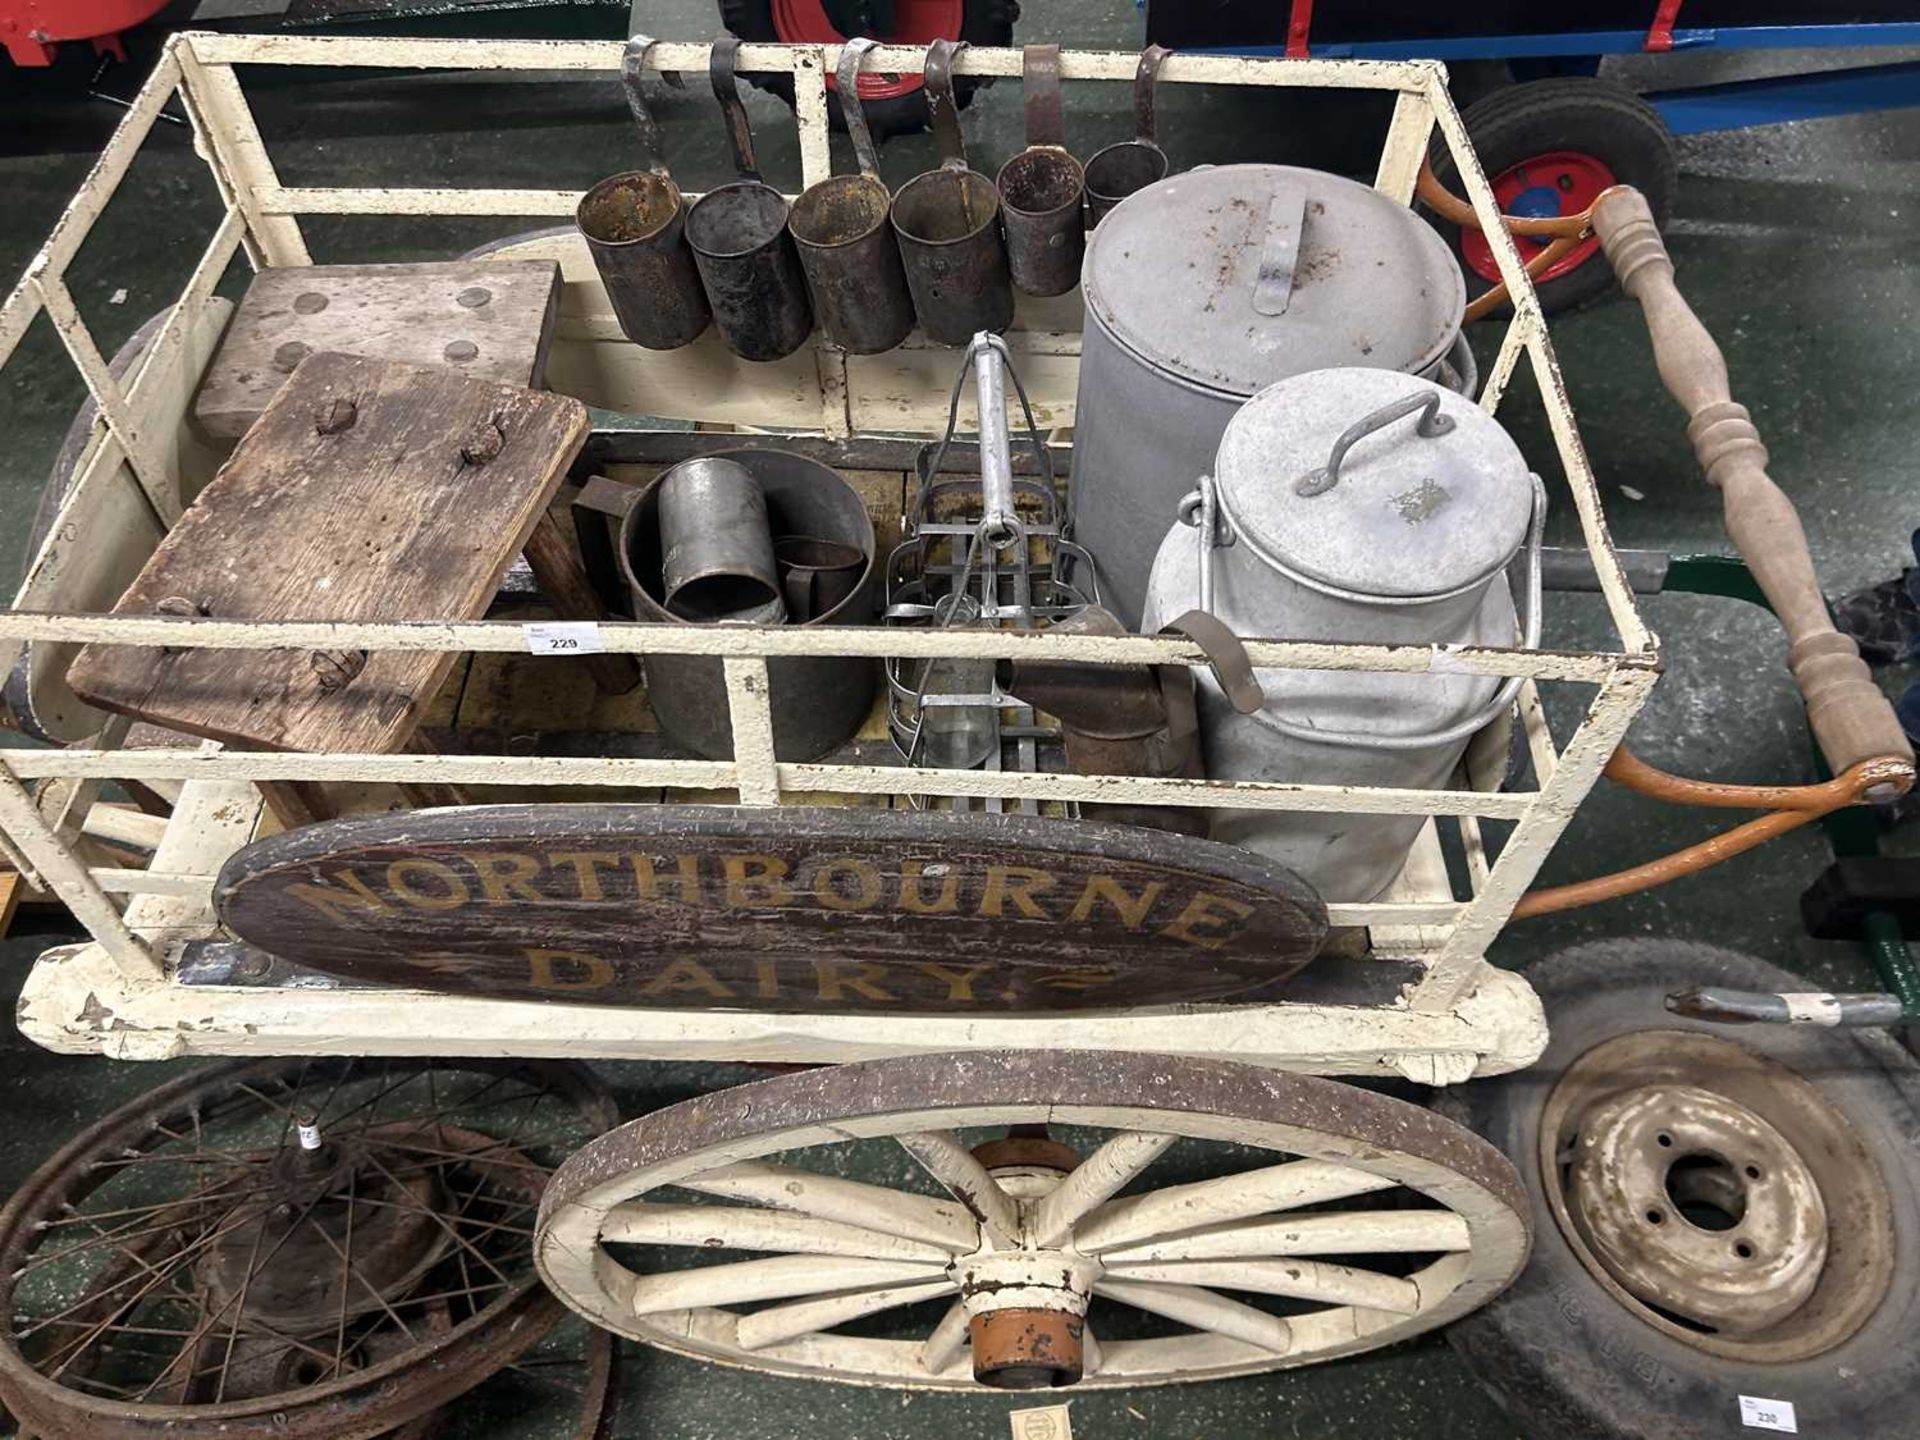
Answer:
[0,34,1659,1080]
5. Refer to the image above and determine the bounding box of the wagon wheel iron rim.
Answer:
[0,1057,614,1439]
[1542,1029,1896,1363]
[534,1050,1530,1390]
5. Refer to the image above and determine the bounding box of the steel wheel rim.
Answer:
[1460,149,1616,285]
[535,1050,1529,1390]
[1542,1030,1895,1363]
[0,1057,612,1439]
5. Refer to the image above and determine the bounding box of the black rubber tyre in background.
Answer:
[1427,77,1678,315]
[1438,941,1920,1439]
[720,0,1020,141]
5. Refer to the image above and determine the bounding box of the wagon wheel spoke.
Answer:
[893,1131,1019,1242]
[1099,1257,1422,1315]
[678,1160,980,1252]
[734,1276,958,1351]
[1071,1157,1401,1254]
[629,1255,949,1316]
[1092,1278,1294,1354]
[921,1301,971,1375]
[1096,1209,1473,1264]
[1031,1131,1177,1247]
[602,1202,955,1262]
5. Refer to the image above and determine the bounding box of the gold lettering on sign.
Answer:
[813,960,896,1004]
[812,858,884,912]
[899,861,960,914]
[548,851,622,901]
[387,859,469,911]
[469,852,545,905]
[980,866,1056,919]
[912,961,991,1003]
[285,869,391,924]
[639,956,736,1000]
[1068,874,1165,929]
[753,956,782,999]
[1158,890,1255,949]
[631,854,701,905]
[525,948,614,991]
[724,854,792,908]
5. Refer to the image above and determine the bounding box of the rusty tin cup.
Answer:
[1084,45,1173,225]
[995,44,1086,298]
[787,38,915,354]
[890,39,1014,346]
[575,35,711,350]
[685,37,815,362]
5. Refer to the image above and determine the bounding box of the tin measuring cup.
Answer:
[786,38,914,354]
[576,35,711,350]
[994,44,1085,297]
[1084,45,1173,224]
[890,39,1013,345]
[684,37,815,361]
[657,456,787,624]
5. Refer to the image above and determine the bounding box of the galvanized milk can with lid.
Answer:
[1072,163,1472,624]
[1143,368,1545,901]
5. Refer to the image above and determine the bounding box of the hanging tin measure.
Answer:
[1083,45,1171,224]
[787,39,915,354]
[655,456,787,624]
[574,451,878,762]
[1070,163,1475,625]
[1142,368,1546,901]
[685,37,815,362]
[890,39,1014,345]
[575,34,711,350]
[995,44,1086,298]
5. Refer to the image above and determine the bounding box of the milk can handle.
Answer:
[620,35,671,178]
[836,38,883,180]
[710,37,762,183]
[1295,390,1455,498]
[925,39,970,170]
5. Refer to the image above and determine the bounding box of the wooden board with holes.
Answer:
[191,261,563,440]
[213,805,1330,1013]
[67,351,589,755]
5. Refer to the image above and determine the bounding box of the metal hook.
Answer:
[619,34,670,177]
[709,35,761,182]
[924,38,969,169]
[836,38,883,181]
[1134,44,1172,144]
[1023,44,1065,150]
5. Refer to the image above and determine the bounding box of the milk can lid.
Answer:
[1082,164,1466,397]
[1214,368,1533,600]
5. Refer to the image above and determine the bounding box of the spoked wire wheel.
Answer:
[535,1051,1529,1390]
[0,1058,614,1440]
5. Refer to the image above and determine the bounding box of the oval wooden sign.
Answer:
[214,806,1328,1014]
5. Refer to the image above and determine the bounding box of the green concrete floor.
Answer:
[4,4,1920,1437]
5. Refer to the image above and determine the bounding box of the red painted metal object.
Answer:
[1286,0,1315,58]
[770,0,965,101]
[1645,0,1686,53]
[0,0,167,67]
[1459,149,1618,285]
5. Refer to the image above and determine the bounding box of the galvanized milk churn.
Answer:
[1072,163,1472,624]
[1143,368,1545,901]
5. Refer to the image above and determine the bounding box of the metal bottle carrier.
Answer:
[0,34,1662,1083]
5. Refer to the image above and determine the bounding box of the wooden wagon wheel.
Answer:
[534,1050,1529,1390]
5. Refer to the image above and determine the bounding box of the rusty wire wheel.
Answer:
[0,1057,615,1440]
[534,1050,1529,1390]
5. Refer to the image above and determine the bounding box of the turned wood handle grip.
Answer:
[1594,186,1913,783]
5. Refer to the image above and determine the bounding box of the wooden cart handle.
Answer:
[1593,186,1914,788]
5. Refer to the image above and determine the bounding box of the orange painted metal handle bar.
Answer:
[1512,748,1911,920]
[1416,159,1596,321]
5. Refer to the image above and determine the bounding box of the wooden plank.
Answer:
[68,352,588,754]
[192,261,562,440]
[0,867,21,936]
[212,804,1329,1014]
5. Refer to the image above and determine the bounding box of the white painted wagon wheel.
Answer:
[534,1050,1530,1390]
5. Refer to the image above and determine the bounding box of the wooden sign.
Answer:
[214,807,1328,1014]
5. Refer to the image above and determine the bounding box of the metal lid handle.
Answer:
[710,36,761,182]
[1134,44,1171,144]
[1023,43,1066,149]
[925,39,969,169]
[1295,390,1456,498]
[620,34,671,177]
[1251,181,1309,317]
[836,38,883,180]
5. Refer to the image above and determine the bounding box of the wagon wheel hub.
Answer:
[1563,1081,1826,1333]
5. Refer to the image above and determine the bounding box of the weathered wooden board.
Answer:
[68,351,589,754]
[214,806,1329,1013]
[191,261,562,440]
